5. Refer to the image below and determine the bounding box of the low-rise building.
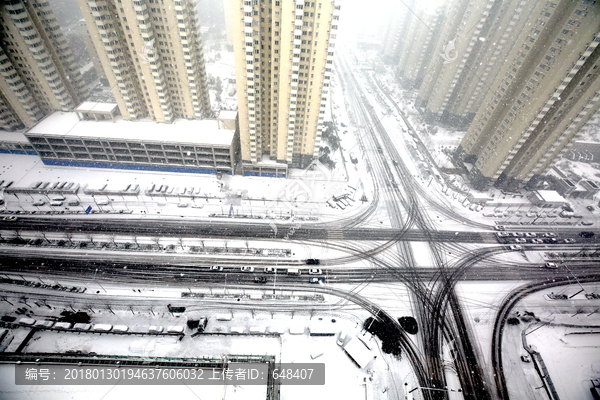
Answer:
[527,190,568,208]
[0,130,37,155]
[25,112,236,175]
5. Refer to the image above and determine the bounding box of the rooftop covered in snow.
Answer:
[0,130,29,143]
[27,112,235,147]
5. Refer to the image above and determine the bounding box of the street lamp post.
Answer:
[94,269,107,293]
[563,264,587,296]
[408,386,462,395]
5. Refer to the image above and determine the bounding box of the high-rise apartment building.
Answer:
[231,0,341,173]
[77,0,212,123]
[395,4,444,91]
[381,1,414,66]
[455,0,600,190]
[0,0,88,131]
[412,0,544,130]
[79,18,108,86]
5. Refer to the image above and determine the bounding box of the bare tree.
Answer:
[65,233,73,246]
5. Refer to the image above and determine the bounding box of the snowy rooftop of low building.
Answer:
[256,155,288,167]
[469,191,492,201]
[27,112,235,146]
[76,101,119,113]
[535,190,567,203]
[0,130,28,143]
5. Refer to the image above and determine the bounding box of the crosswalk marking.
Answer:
[328,229,344,240]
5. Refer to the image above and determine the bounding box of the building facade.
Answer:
[78,18,108,86]
[455,0,600,190]
[231,0,340,173]
[25,111,236,175]
[76,0,212,123]
[380,1,414,66]
[0,0,88,131]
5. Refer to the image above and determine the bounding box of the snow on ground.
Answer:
[0,152,373,225]
[0,293,411,400]
[458,281,600,400]
[556,158,600,183]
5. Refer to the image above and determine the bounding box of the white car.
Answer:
[241,266,254,272]
[308,268,322,275]
[210,266,223,272]
[509,245,523,251]
[525,232,537,237]
[531,239,544,244]
[544,262,558,269]
[514,238,527,244]
[564,238,576,244]
[264,267,277,273]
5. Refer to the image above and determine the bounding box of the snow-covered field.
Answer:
[458,281,600,400]
[0,295,412,400]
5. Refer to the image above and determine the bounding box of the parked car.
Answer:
[3,216,17,221]
[579,231,594,238]
[305,259,320,265]
[531,238,544,244]
[514,238,527,244]
[494,225,506,231]
[544,262,558,269]
[564,238,576,244]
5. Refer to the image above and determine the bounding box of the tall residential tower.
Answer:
[231,0,341,173]
[77,0,212,123]
[0,0,88,131]
[455,0,600,190]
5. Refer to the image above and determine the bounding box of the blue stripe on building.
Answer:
[41,159,221,175]
[0,149,38,155]
[244,171,285,178]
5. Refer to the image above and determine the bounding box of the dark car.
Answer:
[579,231,595,238]
[305,259,320,265]
[253,276,268,284]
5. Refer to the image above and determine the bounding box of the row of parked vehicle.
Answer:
[208,265,325,284]
[16,318,184,334]
[209,266,323,275]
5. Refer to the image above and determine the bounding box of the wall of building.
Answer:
[232,0,339,170]
[0,1,87,130]
[76,0,212,123]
